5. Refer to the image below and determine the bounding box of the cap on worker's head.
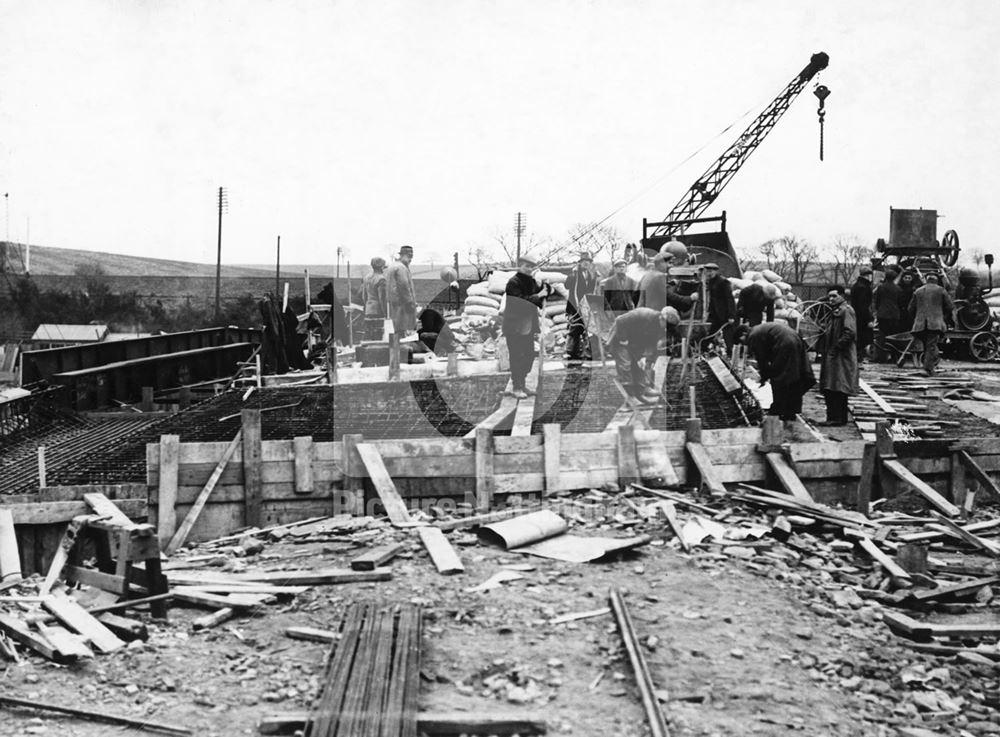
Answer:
[860,265,873,275]
[398,245,414,256]
[578,251,593,262]
[703,262,720,270]
[885,265,900,276]
[613,258,627,267]
[371,256,386,270]
[926,273,940,283]
[660,306,681,326]
[517,254,538,268]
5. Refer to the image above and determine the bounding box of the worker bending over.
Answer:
[607,306,676,405]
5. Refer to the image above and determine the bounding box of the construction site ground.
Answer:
[7,360,1000,736]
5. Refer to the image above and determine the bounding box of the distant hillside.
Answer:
[3,242,275,278]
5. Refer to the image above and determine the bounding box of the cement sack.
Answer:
[785,292,799,303]
[761,269,782,283]
[487,271,517,294]
[729,277,751,290]
[467,282,493,298]
[543,303,566,318]
[986,297,1000,308]
[776,281,791,292]
[743,270,761,282]
[536,270,567,285]
[465,295,502,309]
[552,313,568,325]
[464,304,499,318]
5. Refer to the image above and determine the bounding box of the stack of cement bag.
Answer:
[462,271,570,348]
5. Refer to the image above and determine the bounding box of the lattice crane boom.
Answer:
[650,51,829,239]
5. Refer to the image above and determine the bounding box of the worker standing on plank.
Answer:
[563,251,598,365]
[606,306,674,405]
[385,245,418,336]
[502,255,552,400]
[818,285,859,426]
[362,256,388,340]
[741,322,815,426]
[704,262,737,352]
[908,272,955,377]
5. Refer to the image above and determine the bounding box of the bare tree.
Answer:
[819,234,873,286]
[489,227,552,266]
[757,235,818,284]
[967,248,985,268]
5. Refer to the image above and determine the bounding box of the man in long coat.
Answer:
[909,273,954,376]
[819,286,859,426]
[385,245,418,336]
[705,263,737,352]
[502,255,552,399]
[563,252,598,364]
[744,322,815,423]
[362,256,388,340]
[850,266,874,361]
[872,266,902,362]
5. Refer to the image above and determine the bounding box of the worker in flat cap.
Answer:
[703,262,737,352]
[564,251,598,365]
[607,306,676,405]
[502,254,553,399]
[872,266,902,362]
[850,265,874,361]
[385,245,418,336]
[601,257,638,316]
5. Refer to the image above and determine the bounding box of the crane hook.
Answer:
[814,84,831,161]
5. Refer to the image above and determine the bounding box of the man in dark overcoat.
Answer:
[744,322,815,423]
[850,266,874,360]
[502,255,552,399]
[908,273,954,376]
[819,285,859,426]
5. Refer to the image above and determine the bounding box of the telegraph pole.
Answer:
[214,186,227,320]
[275,235,281,297]
[514,212,526,262]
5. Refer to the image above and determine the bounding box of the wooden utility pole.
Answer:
[275,235,281,298]
[215,187,227,321]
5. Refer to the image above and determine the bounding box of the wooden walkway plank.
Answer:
[355,443,413,525]
[43,594,126,653]
[350,542,406,571]
[685,442,727,495]
[858,538,912,583]
[465,382,518,437]
[958,450,1000,500]
[511,396,536,436]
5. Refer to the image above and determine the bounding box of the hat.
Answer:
[399,245,414,256]
[612,258,627,266]
[703,262,720,270]
[517,255,538,268]
[578,252,593,262]
[860,266,873,275]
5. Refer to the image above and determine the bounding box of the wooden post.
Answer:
[688,385,697,419]
[898,542,929,574]
[446,352,459,376]
[255,354,262,388]
[342,434,365,515]
[242,410,263,528]
[857,442,877,517]
[156,434,180,545]
[37,446,46,489]
[0,509,22,583]
[760,416,783,449]
[617,425,640,489]
[475,427,495,513]
[388,332,401,380]
[293,436,315,494]
[951,451,968,514]
[327,343,337,384]
[543,424,561,496]
[304,269,311,309]
[141,386,154,412]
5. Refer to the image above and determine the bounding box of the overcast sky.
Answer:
[1,0,996,269]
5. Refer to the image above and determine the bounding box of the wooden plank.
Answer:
[466,386,518,437]
[929,511,1000,557]
[350,543,406,571]
[170,587,271,610]
[64,565,146,597]
[284,626,337,643]
[764,452,813,501]
[475,427,495,513]
[417,526,464,575]
[293,436,315,494]
[38,516,89,597]
[169,567,391,586]
[909,576,1000,602]
[243,409,264,528]
[355,443,412,525]
[857,443,877,517]
[859,378,896,414]
[434,508,531,531]
[543,424,561,495]
[685,442,726,495]
[609,588,669,737]
[882,458,961,516]
[192,607,234,630]
[617,425,640,489]
[258,711,548,736]
[96,613,148,641]
[0,614,68,662]
[657,501,690,553]
[36,623,93,659]
[165,429,243,555]
[3,499,148,526]
[884,611,1000,641]
[157,434,180,545]
[705,355,740,393]
[43,594,126,653]
[0,509,21,583]
[511,395,535,437]
[82,492,135,527]
[787,441,868,462]
[858,538,912,582]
